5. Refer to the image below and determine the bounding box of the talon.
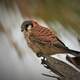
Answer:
[41,58,45,64]
[41,56,47,64]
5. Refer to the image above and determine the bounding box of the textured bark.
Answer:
[41,55,80,80]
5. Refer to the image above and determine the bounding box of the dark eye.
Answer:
[25,24,29,30]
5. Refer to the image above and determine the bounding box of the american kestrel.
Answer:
[21,20,80,67]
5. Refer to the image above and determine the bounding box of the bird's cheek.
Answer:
[23,31,28,37]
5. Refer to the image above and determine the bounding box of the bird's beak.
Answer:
[21,20,32,32]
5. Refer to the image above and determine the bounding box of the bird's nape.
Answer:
[21,20,32,32]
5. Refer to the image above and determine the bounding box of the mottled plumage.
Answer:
[21,20,80,67]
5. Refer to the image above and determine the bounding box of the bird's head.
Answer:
[21,20,38,32]
[21,20,33,32]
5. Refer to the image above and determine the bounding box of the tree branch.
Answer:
[41,55,80,80]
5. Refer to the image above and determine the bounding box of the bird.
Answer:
[21,20,80,68]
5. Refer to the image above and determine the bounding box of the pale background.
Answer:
[0,0,80,80]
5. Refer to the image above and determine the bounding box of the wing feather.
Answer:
[30,26,68,50]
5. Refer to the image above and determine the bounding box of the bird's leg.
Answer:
[41,56,63,80]
[36,52,46,60]
[36,52,48,67]
[41,57,49,68]
[36,52,47,65]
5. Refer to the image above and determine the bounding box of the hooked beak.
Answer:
[21,20,32,32]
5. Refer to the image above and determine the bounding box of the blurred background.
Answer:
[0,0,80,80]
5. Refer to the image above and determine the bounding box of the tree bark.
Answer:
[41,55,80,80]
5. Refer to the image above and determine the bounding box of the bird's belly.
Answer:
[39,45,67,55]
[26,37,67,56]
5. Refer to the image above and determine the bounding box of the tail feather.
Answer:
[66,49,80,69]
[66,55,80,69]
[68,49,80,57]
